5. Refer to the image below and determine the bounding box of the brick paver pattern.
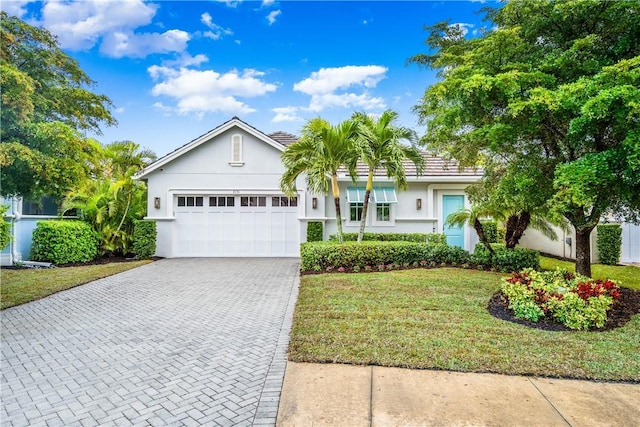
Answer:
[1,258,300,427]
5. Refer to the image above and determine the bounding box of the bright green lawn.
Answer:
[540,256,640,290]
[1,261,151,310]
[290,267,640,382]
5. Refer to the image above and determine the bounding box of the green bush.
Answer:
[481,221,498,243]
[497,226,506,244]
[30,220,98,264]
[0,204,11,250]
[300,241,469,271]
[502,269,620,330]
[306,221,323,242]
[133,220,156,259]
[471,244,540,271]
[329,232,446,244]
[597,224,622,265]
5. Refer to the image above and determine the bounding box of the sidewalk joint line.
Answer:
[528,378,573,427]
[369,366,374,427]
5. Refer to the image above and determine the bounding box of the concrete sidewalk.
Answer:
[277,362,640,426]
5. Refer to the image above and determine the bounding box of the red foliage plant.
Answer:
[574,279,620,301]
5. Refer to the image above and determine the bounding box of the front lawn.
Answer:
[289,268,640,382]
[540,256,640,290]
[1,260,151,310]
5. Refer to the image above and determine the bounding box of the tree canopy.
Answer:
[1,12,116,199]
[411,0,640,276]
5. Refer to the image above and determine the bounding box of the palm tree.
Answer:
[63,141,156,255]
[445,205,498,254]
[351,110,425,243]
[280,118,358,244]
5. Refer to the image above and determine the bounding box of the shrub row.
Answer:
[300,241,468,271]
[480,220,498,243]
[597,224,622,265]
[471,244,540,272]
[329,232,447,244]
[31,220,98,264]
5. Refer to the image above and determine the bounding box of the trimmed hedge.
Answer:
[133,220,157,259]
[30,220,98,264]
[306,221,323,242]
[471,243,540,272]
[597,224,622,265]
[481,221,498,243]
[329,232,447,244]
[300,241,470,271]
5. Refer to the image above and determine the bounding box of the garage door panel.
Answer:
[175,195,299,257]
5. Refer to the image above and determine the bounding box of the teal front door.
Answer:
[443,195,465,248]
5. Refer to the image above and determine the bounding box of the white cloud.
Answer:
[262,0,275,6]
[215,0,242,8]
[0,0,33,17]
[448,22,474,37]
[201,12,233,40]
[291,65,387,112]
[38,0,189,58]
[148,66,277,116]
[271,107,303,123]
[267,10,281,25]
[162,53,209,68]
[100,29,189,58]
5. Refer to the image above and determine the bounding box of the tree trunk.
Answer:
[505,212,531,249]
[575,226,595,277]
[473,218,494,254]
[357,170,374,243]
[331,173,344,244]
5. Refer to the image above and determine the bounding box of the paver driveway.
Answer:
[1,258,300,427]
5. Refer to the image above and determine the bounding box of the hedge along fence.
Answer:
[597,224,622,265]
[300,241,469,271]
[329,232,447,244]
[133,220,157,259]
[306,221,323,242]
[30,220,98,264]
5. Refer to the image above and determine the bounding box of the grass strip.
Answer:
[1,260,151,309]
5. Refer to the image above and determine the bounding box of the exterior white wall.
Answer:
[321,181,478,251]
[519,224,599,262]
[143,127,305,258]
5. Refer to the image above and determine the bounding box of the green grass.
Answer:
[1,261,151,310]
[540,256,640,290]
[290,268,640,382]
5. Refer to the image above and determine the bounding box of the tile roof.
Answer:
[338,152,482,177]
[268,131,299,146]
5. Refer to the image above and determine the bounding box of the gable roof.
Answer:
[134,117,288,179]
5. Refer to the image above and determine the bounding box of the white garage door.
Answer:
[621,223,640,263]
[175,195,300,257]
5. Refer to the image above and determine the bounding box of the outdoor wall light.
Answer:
[312,197,318,209]
[154,197,161,209]
[416,198,422,210]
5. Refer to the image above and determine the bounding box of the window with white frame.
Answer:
[230,134,243,165]
[376,203,391,222]
[346,187,366,222]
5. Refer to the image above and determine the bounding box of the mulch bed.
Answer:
[488,287,640,331]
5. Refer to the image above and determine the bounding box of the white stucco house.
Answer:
[134,117,484,258]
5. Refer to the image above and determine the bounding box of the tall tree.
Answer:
[0,12,116,199]
[62,141,156,256]
[280,118,358,244]
[351,110,425,243]
[411,0,640,276]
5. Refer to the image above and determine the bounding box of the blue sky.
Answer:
[2,0,493,157]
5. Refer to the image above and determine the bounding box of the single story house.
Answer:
[134,117,484,258]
